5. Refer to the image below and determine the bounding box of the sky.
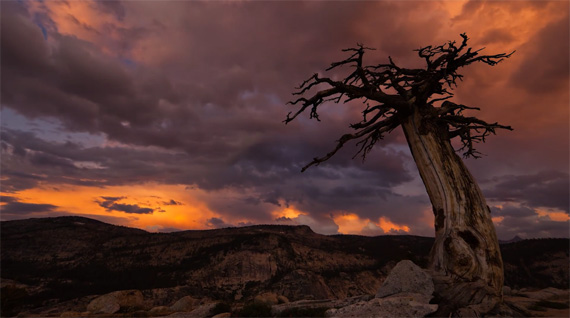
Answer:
[1,0,568,239]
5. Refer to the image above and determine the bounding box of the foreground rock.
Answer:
[86,289,143,314]
[169,295,200,312]
[254,292,279,305]
[165,303,217,317]
[272,299,335,316]
[328,293,438,317]
[375,259,434,299]
[326,260,437,317]
[11,285,569,317]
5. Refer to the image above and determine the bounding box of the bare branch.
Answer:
[301,116,398,172]
[286,34,514,170]
[441,114,513,158]
[437,101,480,116]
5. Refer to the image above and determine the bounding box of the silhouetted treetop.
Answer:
[286,33,514,171]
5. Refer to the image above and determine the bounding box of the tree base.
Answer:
[427,271,502,317]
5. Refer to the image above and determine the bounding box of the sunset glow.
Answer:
[1,184,220,232]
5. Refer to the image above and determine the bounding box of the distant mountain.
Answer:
[1,216,568,314]
[499,235,524,244]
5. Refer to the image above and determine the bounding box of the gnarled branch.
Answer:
[286,34,514,170]
[438,102,513,158]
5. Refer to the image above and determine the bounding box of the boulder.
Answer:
[376,260,434,300]
[254,292,279,305]
[87,289,143,314]
[277,295,289,304]
[186,303,218,317]
[170,295,199,312]
[503,286,512,296]
[149,306,171,315]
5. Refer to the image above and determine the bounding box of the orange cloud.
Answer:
[272,205,307,220]
[333,212,410,235]
[378,216,410,233]
[334,213,370,234]
[3,183,220,232]
[27,0,127,57]
[536,209,570,222]
[492,216,505,224]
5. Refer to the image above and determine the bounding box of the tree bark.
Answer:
[400,105,504,316]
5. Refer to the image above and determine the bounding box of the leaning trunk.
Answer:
[400,106,504,316]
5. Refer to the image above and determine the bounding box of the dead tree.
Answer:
[285,34,514,316]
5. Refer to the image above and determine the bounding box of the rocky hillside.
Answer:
[1,216,568,315]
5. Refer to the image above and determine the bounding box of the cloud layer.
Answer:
[1,0,568,239]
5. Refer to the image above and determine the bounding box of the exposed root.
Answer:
[428,272,502,317]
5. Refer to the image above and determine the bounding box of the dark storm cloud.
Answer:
[101,196,124,202]
[96,196,154,215]
[0,196,18,203]
[29,152,76,168]
[0,0,448,157]
[1,201,58,214]
[1,2,183,147]
[485,171,569,212]
[164,199,183,206]
[206,217,233,229]
[108,204,154,215]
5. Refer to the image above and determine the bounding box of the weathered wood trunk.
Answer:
[400,105,504,316]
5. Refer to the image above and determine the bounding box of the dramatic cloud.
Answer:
[96,196,155,214]
[1,0,568,238]
[205,217,234,229]
[492,204,569,239]
[164,199,183,206]
[485,171,569,213]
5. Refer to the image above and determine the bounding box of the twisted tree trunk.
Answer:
[286,35,514,316]
[401,105,504,316]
